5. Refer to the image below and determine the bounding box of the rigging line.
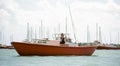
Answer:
[65,16,67,34]
[68,5,77,43]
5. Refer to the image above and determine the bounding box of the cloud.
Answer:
[0,9,10,31]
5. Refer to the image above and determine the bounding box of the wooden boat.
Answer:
[11,41,97,56]
[97,46,120,50]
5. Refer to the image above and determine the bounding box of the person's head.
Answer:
[61,33,64,36]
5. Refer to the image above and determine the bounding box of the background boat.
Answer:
[97,46,120,50]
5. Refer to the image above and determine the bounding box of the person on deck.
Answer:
[60,33,65,44]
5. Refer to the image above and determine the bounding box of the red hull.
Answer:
[97,46,120,50]
[11,42,96,56]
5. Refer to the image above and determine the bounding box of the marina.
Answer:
[0,0,120,66]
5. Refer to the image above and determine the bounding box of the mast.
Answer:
[39,26,41,39]
[10,33,13,43]
[65,16,67,34]
[30,27,33,41]
[58,23,60,34]
[34,28,37,39]
[96,23,98,41]
[68,5,77,43]
[2,32,5,44]
[46,27,50,39]
[118,32,120,44]
[41,20,43,39]
[65,16,68,38]
[0,31,2,44]
[99,26,102,42]
[87,24,90,43]
[109,32,112,44]
[27,23,29,41]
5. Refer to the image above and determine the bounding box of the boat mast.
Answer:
[99,26,102,43]
[118,32,120,44]
[58,23,60,34]
[0,31,3,44]
[46,27,50,39]
[65,16,69,38]
[65,16,67,34]
[30,27,33,41]
[0,31,2,44]
[87,24,90,43]
[109,32,112,44]
[27,23,29,41]
[2,32,5,44]
[10,33,13,43]
[96,23,98,41]
[68,5,77,43]
[35,28,37,39]
[41,20,43,39]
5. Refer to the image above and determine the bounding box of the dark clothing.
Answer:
[60,38,65,44]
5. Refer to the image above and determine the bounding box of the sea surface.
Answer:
[0,49,120,66]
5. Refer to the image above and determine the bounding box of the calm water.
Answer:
[0,49,120,66]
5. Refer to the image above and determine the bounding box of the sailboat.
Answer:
[94,25,120,50]
[11,4,97,56]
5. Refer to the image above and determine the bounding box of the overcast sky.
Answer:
[0,0,120,45]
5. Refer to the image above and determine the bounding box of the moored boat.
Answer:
[91,40,120,50]
[11,41,97,56]
[97,46,120,50]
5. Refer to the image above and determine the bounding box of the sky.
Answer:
[0,0,120,45]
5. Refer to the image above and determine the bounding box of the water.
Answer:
[0,49,120,66]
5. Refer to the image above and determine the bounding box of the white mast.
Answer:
[30,27,33,41]
[39,25,41,39]
[0,31,2,44]
[118,32,120,44]
[58,24,60,34]
[46,27,50,39]
[109,32,112,44]
[34,28,37,39]
[99,26,102,42]
[65,16,67,34]
[27,23,29,41]
[41,20,43,39]
[2,32,5,44]
[10,33,13,43]
[87,24,90,43]
[96,23,98,41]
